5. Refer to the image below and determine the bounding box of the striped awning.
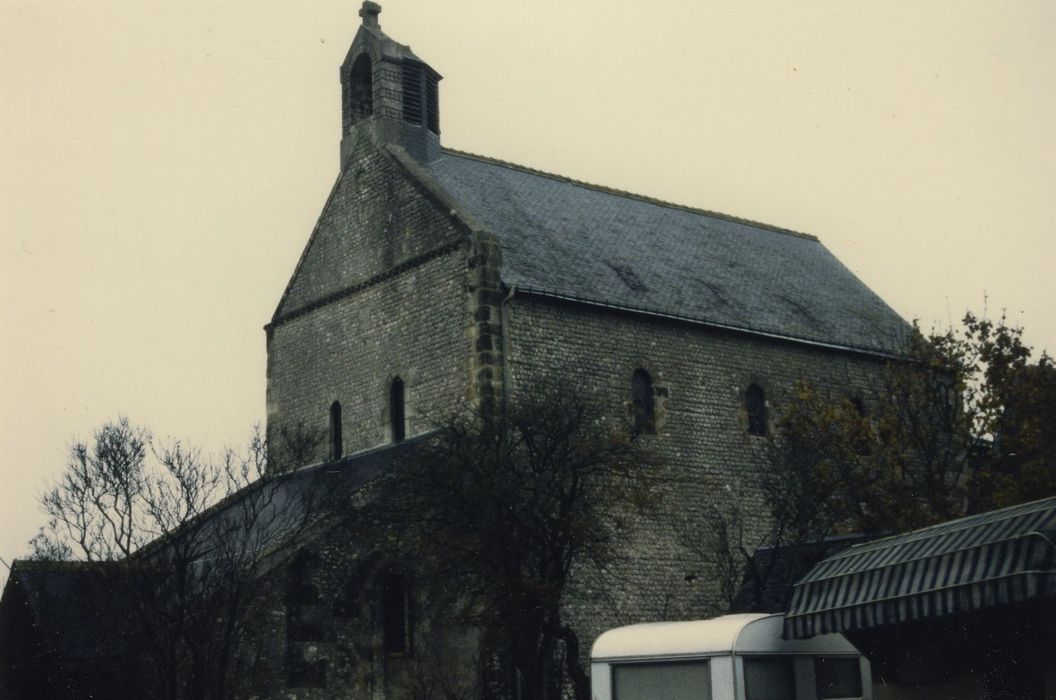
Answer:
[784,496,1056,639]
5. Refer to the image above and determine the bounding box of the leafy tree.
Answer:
[958,317,1056,511]
[773,311,1053,530]
[363,383,660,700]
[28,418,324,700]
[698,311,1055,611]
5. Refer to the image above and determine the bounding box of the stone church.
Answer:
[257,2,909,695]
[2,3,911,698]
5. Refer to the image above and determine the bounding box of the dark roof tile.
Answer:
[424,150,910,354]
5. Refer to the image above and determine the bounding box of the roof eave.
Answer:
[512,286,902,360]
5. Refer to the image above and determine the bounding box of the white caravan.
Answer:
[590,613,871,700]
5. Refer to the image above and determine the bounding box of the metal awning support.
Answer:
[784,496,1056,639]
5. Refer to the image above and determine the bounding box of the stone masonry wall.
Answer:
[261,125,505,697]
[268,251,468,462]
[504,294,890,652]
[250,520,479,700]
[266,128,473,467]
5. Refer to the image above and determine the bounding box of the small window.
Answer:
[631,369,655,436]
[329,401,343,460]
[286,549,319,606]
[390,377,406,443]
[381,573,411,655]
[287,612,325,643]
[746,384,767,436]
[815,656,863,699]
[744,657,795,700]
[287,657,327,688]
[613,661,711,700]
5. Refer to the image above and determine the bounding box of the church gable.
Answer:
[271,130,470,325]
[265,6,508,466]
[265,131,481,462]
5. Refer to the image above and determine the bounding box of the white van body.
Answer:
[590,613,871,700]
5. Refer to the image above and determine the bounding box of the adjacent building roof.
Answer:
[134,435,427,566]
[424,149,911,355]
[0,561,130,662]
[0,438,424,677]
[784,497,1056,639]
[729,534,872,614]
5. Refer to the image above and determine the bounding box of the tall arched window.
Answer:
[390,377,406,443]
[746,384,767,437]
[330,401,343,460]
[285,549,325,687]
[632,369,655,436]
[850,396,871,455]
[286,548,319,607]
[381,573,411,655]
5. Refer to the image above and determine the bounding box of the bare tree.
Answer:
[362,383,661,700]
[675,485,770,611]
[30,418,325,700]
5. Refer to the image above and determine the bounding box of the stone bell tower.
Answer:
[339,1,442,166]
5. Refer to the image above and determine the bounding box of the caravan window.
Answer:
[815,657,863,699]
[744,656,795,700]
[613,661,711,700]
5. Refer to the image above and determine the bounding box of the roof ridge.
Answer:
[10,559,120,572]
[439,147,819,242]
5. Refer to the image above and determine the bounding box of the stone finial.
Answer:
[359,1,381,28]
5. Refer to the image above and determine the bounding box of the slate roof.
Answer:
[345,25,426,65]
[133,436,429,567]
[423,150,911,355]
[0,439,426,667]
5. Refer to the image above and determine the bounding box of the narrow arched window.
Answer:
[286,548,319,607]
[381,573,411,655]
[746,384,767,436]
[631,369,655,436]
[285,551,325,687]
[390,377,406,443]
[850,396,871,455]
[329,401,343,460]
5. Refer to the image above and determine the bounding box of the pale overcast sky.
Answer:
[2,0,1054,578]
